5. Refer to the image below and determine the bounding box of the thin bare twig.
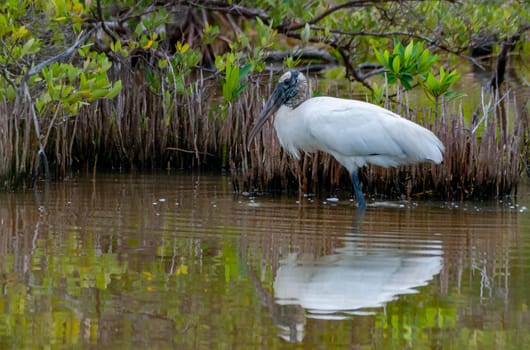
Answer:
[167,147,214,157]
[96,0,119,42]
[285,0,399,31]
[306,27,487,70]
[187,0,269,21]
[26,26,98,78]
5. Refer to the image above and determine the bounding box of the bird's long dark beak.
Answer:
[247,86,285,149]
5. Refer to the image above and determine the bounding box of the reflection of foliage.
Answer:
[32,234,127,292]
[0,233,128,347]
[376,295,458,347]
[0,228,263,348]
[0,177,528,348]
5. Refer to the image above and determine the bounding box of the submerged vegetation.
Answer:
[0,0,529,200]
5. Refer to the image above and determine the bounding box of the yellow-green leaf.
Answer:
[106,80,122,99]
[392,55,401,73]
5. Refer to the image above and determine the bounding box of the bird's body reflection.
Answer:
[274,250,442,317]
[267,212,443,342]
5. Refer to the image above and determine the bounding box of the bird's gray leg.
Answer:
[351,171,367,209]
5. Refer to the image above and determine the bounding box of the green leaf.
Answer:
[158,58,167,69]
[404,41,413,62]
[401,74,413,90]
[392,38,401,55]
[426,72,439,90]
[64,93,82,105]
[106,80,122,99]
[446,70,461,84]
[91,89,109,99]
[21,38,38,57]
[383,50,390,66]
[443,90,466,101]
[234,82,248,97]
[214,55,225,71]
[239,63,252,81]
[392,55,401,73]
[6,85,16,101]
[374,48,386,66]
[439,66,446,80]
[0,14,8,36]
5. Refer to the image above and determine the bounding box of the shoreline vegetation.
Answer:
[0,1,528,201]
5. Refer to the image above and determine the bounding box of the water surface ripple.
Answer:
[0,173,529,349]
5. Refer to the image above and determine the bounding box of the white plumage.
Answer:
[274,250,442,317]
[248,70,444,208]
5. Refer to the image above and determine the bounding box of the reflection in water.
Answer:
[269,213,442,342]
[0,173,529,349]
[276,252,441,314]
[240,189,530,347]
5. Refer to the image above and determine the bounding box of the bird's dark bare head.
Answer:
[247,70,309,147]
[277,70,309,109]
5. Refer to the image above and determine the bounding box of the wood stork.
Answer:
[248,70,445,208]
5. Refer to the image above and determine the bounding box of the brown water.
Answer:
[0,173,529,349]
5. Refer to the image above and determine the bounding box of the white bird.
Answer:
[248,70,444,208]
